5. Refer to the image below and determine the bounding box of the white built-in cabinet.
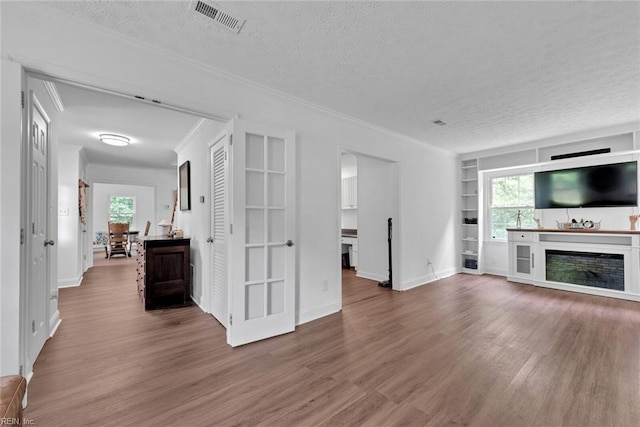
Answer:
[341,176,357,209]
[507,230,640,302]
[461,158,480,273]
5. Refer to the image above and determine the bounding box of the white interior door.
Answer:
[27,91,52,367]
[209,135,229,327]
[228,119,296,347]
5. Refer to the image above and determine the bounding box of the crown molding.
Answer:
[174,118,209,154]
[42,80,64,113]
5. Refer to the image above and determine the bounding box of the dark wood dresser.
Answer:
[136,235,191,310]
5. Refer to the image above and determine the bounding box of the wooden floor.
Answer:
[25,257,640,426]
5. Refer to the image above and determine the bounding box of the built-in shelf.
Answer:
[461,158,480,274]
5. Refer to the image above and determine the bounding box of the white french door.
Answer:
[228,119,296,347]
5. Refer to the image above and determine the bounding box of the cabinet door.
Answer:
[350,176,357,208]
[342,176,358,208]
[510,243,536,279]
[341,178,349,208]
[516,244,531,274]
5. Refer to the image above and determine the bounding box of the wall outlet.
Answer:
[322,279,329,292]
[427,258,432,265]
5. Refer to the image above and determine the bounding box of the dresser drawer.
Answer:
[509,232,534,242]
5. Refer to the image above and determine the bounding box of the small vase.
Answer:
[629,215,638,231]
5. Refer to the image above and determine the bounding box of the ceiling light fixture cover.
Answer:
[99,133,130,146]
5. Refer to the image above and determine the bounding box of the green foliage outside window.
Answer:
[109,196,135,226]
[490,175,534,240]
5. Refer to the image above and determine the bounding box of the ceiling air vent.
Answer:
[191,0,245,33]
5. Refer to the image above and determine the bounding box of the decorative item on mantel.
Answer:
[533,218,542,229]
[515,209,523,229]
[556,219,601,230]
[629,215,638,231]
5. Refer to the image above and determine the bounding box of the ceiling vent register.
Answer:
[192,0,245,33]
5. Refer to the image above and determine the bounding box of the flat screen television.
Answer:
[534,161,638,209]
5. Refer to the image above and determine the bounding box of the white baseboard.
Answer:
[190,295,208,314]
[49,310,61,337]
[356,270,387,283]
[482,267,507,276]
[58,274,83,288]
[296,302,341,326]
[402,267,458,291]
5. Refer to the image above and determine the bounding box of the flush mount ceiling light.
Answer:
[99,134,130,147]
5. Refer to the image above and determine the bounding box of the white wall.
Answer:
[0,2,459,346]
[87,164,178,240]
[92,183,156,238]
[174,120,225,310]
[0,58,23,375]
[57,144,82,287]
[341,210,357,229]
[357,156,398,283]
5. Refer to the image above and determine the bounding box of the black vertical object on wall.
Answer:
[379,218,393,288]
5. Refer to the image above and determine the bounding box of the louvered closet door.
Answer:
[210,136,230,327]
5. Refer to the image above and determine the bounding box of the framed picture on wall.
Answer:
[179,160,191,211]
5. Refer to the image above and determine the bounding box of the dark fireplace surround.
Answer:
[545,250,624,291]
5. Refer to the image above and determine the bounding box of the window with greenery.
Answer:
[109,196,135,226]
[490,174,534,240]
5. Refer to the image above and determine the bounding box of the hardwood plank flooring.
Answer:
[24,256,640,426]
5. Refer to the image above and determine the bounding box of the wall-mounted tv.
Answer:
[534,161,638,209]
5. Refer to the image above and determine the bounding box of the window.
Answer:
[109,196,135,226]
[490,174,534,240]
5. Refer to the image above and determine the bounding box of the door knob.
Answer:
[44,240,55,247]
[286,240,294,247]
[206,237,214,243]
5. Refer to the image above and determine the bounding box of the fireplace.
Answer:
[545,250,624,291]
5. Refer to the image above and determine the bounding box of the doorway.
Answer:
[19,71,221,381]
[340,151,400,306]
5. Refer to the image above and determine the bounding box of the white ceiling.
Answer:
[53,81,208,170]
[54,82,210,168]
[42,1,640,154]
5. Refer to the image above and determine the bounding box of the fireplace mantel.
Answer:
[507,229,640,302]
[507,228,640,235]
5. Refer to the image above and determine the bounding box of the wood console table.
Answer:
[136,235,191,310]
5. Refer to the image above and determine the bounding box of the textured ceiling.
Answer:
[41,1,640,154]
